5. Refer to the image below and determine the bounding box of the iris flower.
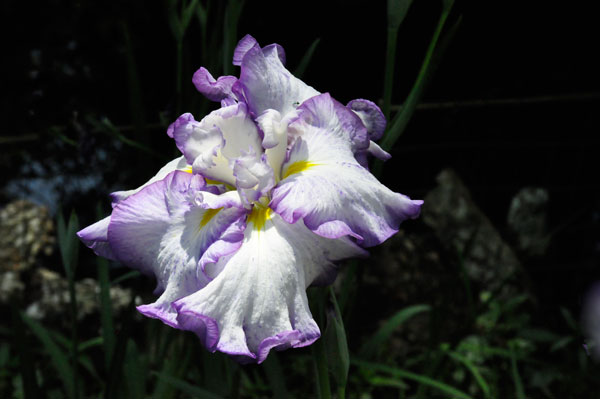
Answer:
[78,35,422,363]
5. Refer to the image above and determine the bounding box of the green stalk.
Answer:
[67,273,79,399]
[311,289,331,399]
[312,337,331,399]
[176,39,183,115]
[382,0,413,120]
[374,0,457,178]
[382,27,398,121]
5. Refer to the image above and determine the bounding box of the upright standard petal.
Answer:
[173,210,365,363]
[233,37,319,118]
[271,93,422,247]
[108,171,246,328]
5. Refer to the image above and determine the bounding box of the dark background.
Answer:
[1,0,599,395]
[4,0,598,301]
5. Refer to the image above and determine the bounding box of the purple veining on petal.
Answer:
[347,98,387,140]
[291,93,369,155]
[192,67,238,102]
[262,43,286,66]
[233,34,259,66]
[235,38,319,118]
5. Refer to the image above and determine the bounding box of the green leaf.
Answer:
[381,0,456,151]
[97,256,115,370]
[509,342,527,399]
[21,313,75,399]
[152,372,225,399]
[57,210,79,279]
[124,340,147,399]
[550,336,575,353]
[95,203,115,371]
[222,0,245,76]
[444,350,491,399]
[387,0,413,30]
[262,352,288,399]
[111,270,141,285]
[352,359,474,399]
[368,376,409,390]
[293,38,321,79]
[181,0,200,33]
[560,306,578,332]
[518,328,561,343]
[167,0,183,41]
[359,304,430,359]
[77,337,103,352]
[382,0,414,120]
[324,287,349,395]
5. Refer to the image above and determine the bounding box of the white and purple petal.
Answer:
[232,35,319,118]
[233,152,275,206]
[192,67,237,102]
[169,103,263,185]
[78,156,191,258]
[173,210,365,363]
[347,99,386,141]
[271,93,422,247]
[76,216,116,260]
[107,170,246,328]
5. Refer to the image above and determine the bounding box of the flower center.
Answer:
[247,202,271,231]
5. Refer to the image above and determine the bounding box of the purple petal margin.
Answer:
[192,67,237,102]
[347,98,386,140]
[76,216,116,260]
[173,306,221,351]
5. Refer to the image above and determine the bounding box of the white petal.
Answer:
[272,94,422,247]
[108,171,246,328]
[173,211,364,363]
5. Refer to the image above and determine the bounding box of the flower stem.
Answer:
[312,335,331,399]
[312,288,331,399]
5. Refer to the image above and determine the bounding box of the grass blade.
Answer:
[97,256,115,370]
[105,299,136,399]
[57,210,80,399]
[124,340,147,399]
[382,0,414,120]
[293,38,321,79]
[262,352,288,399]
[96,204,115,370]
[445,349,491,399]
[57,211,79,279]
[550,336,575,352]
[352,359,474,399]
[509,342,527,399]
[21,313,74,399]
[325,287,349,398]
[12,305,39,399]
[152,372,225,399]
[359,304,430,359]
[111,270,141,285]
[380,0,456,152]
[222,0,245,75]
